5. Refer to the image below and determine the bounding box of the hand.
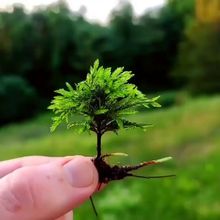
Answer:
[0,156,98,220]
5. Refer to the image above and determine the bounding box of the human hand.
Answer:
[0,156,98,220]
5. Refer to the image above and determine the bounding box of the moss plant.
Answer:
[48,60,174,215]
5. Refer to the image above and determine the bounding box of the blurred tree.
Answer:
[196,0,220,23]
[108,2,136,68]
[0,6,33,76]
[172,22,220,94]
[0,0,196,124]
[0,75,38,124]
[133,0,194,91]
[0,1,195,94]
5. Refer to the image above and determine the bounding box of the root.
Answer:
[93,154,174,184]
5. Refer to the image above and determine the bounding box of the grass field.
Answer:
[0,95,220,220]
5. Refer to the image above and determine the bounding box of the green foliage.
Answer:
[0,75,38,124]
[48,60,160,133]
[172,22,220,94]
[0,1,194,102]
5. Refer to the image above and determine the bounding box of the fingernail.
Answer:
[64,157,95,188]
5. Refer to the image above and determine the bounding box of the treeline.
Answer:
[0,0,219,124]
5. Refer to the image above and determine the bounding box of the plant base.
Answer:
[93,154,174,184]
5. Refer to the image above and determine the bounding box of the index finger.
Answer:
[0,156,75,178]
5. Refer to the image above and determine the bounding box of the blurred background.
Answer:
[0,0,220,219]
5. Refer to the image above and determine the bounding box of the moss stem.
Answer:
[96,132,102,158]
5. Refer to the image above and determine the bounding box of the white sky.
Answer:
[0,0,166,23]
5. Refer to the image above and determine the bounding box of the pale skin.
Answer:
[0,156,99,220]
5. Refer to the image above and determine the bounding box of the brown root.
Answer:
[93,154,174,184]
[91,154,174,217]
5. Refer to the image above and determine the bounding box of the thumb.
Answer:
[0,156,98,220]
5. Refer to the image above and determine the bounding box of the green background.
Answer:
[1,95,219,220]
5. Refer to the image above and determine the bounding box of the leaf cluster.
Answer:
[48,60,161,134]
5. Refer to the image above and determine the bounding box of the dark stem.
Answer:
[96,132,102,158]
[90,196,99,217]
[128,174,176,179]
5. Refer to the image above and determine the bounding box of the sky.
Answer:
[0,0,166,23]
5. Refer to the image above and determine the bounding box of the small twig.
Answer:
[128,174,176,179]
[90,196,99,218]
